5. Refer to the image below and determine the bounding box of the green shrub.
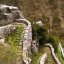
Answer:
[32,21,59,52]
[32,22,48,45]
[37,27,48,45]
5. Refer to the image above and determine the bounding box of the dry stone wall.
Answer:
[38,53,47,64]
[0,24,15,38]
[0,5,32,64]
[59,43,64,58]
[16,19,32,64]
[45,44,61,64]
[0,4,20,26]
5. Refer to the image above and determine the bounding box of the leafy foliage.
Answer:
[32,22,48,45]
[32,21,59,52]
[37,26,48,45]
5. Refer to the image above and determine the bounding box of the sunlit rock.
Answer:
[36,21,43,27]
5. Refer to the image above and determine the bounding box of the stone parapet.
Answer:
[0,24,16,38]
[59,43,64,58]
[45,44,61,64]
[38,53,47,64]
[16,19,32,64]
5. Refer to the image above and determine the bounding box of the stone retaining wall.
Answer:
[38,53,47,64]
[0,24,16,38]
[45,44,61,64]
[16,19,32,64]
[0,5,20,26]
[59,43,64,58]
[0,5,32,64]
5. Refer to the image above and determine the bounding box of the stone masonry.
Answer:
[46,44,61,64]
[0,4,20,25]
[0,24,16,38]
[16,19,32,64]
[0,4,32,64]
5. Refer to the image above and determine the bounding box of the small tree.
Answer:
[31,21,48,46]
[37,27,48,45]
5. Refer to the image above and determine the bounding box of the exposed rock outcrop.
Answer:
[31,40,38,52]
[0,4,20,26]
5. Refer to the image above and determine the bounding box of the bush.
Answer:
[32,22,48,45]
[32,21,59,52]
[37,27,48,45]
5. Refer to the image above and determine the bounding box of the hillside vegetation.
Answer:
[0,23,25,64]
[0,0,64,64]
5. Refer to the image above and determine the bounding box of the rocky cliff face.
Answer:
[0,4,20,26]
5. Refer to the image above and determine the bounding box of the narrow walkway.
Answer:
[44,47,55,64]
[32,46,55,64]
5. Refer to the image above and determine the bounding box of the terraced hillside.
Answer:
[0,0,64,64]
[31,47,55,64]
[0,23,25,64]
